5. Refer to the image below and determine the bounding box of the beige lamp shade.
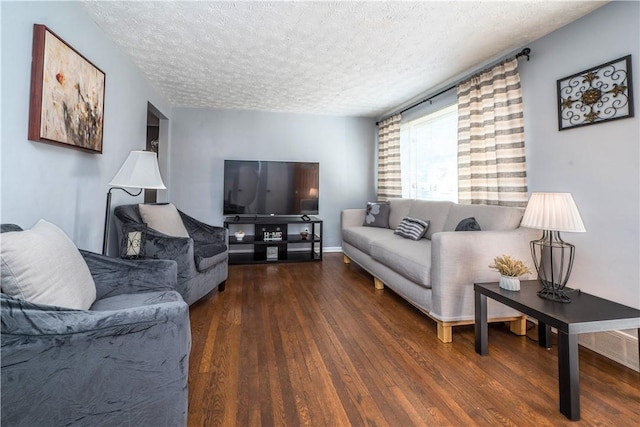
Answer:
[109,151,166,189]
[521,192,586,232]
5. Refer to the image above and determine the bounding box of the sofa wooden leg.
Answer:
[343,254,351,264]
[218,281,226,292]
[374,277,384,290]
[509,316,527,335]
[437,323,453,343]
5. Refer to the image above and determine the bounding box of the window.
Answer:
[400,103,458,202]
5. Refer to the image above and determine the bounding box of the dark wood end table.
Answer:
[474,280,640,421]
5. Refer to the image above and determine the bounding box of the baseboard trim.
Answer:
[578,329,639,372]
[527,318,639,372]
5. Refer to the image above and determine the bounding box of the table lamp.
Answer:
[520,192,586,302]
[102,151,166,255]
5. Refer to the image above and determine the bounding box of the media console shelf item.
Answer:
[224,216,323,265]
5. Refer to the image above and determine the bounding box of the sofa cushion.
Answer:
[370,236,432,288]
[194,242,227,271]
[388,199,414,229]
[394,217,430,240]
[443,203,524,231]
[91,290,182,311]
[455,217,481,231]
[342,226,394,255]
[363,202,390,228]
[1,219,96,310]
[139,203,190,238]
[408,200,453,239]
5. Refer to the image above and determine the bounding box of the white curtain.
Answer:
[457,58,528,207]
[377,114,402,200]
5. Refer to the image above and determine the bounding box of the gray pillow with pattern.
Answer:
[363,202,391,228]
[394,217,430,240]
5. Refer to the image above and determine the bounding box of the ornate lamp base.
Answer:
[530,230,575,303]
[537,286,572,303]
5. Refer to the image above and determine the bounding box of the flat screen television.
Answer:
[223,160,319,216]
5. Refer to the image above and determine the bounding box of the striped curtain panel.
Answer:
[457,58,528,207]
[377,114,402,200]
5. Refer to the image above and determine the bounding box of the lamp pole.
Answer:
[102,187,142,255]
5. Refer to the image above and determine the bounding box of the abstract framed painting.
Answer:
[28,24,106,153]
[557,55,634,131]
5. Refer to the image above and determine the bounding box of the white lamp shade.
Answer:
[521,192,586,232]
[109,151,166,189]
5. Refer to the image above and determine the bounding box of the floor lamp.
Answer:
[520,193,586,303]
[102,151,166,255]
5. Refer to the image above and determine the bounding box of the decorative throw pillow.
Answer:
[0,219,96,310]
[363,201,391,228]
[138,203,190,238]
[120,223,147,259]
[394,217,430,240]
[455,217,482,231]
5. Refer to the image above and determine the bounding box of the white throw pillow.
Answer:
[138,203,190,238]
[1,219,97,310]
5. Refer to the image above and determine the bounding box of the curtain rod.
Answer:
[376,47,531,126]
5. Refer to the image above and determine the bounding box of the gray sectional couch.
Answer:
[342,198,539,342]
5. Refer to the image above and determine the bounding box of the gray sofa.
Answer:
[342,199,539,342]
[1,224,190,427]
[114,204,228,305]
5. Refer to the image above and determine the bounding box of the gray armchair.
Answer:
[1,225,190,427]
[114,204,228,305]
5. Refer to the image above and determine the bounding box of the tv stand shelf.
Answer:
[224,216,323,265]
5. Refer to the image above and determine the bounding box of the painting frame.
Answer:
[28,24,106,153]
[557,55,634,131]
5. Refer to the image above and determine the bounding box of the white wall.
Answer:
[0,1,172,253]
[520,0,639,310]
[169,108,376,247]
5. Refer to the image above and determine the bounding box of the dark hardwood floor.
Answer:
[188,253,640,426]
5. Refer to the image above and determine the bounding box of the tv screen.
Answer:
[223,160,319,216]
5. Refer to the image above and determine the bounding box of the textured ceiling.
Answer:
[81,1,606,118]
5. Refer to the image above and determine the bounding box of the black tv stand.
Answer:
[224,215,322,265]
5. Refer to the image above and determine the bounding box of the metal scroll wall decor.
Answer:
[557,55,634,131]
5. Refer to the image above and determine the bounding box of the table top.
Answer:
[475,281,640,334]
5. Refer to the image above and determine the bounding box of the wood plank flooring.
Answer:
[188,253,640,426]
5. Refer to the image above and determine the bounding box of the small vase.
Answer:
[499,275,520,291]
